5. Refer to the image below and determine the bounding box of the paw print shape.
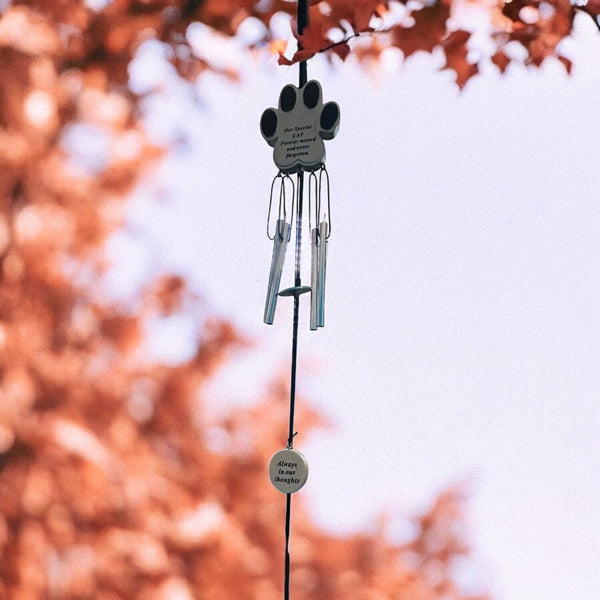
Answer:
[260,80,340,174]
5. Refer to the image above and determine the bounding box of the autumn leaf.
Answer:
[442,29,478,88]
[392,1,451,58]
[352,0,381,31]
[278,47,317,65]
[278,19,332,65]
[585,0,600,15]
[491,50,510,73]
[557,54,572,73]
[331,40,351,60]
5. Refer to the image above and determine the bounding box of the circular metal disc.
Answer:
[269,448,309,494]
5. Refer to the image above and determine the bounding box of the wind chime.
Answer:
[259,0,340,597]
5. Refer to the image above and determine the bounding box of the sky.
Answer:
[110,13,600,600]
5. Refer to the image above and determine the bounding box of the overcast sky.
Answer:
[111,14,600,600]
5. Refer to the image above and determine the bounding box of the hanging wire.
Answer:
[284,492,292,600]
[284,0,309,595]
[308,170,319,233]
[319,165,332,238]
[282,174,295,223]
[267,172,295,240]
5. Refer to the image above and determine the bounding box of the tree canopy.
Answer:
[0,0,596,95]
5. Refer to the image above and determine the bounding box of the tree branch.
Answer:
[316,32,362,54]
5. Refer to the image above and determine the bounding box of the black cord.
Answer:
[284,177,301,599]
[284,0,309,596]
[284,492,292,600]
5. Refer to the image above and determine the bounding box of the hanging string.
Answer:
[284,0,309,594]
[308,170,319,232]
[284,177,301,600]
[319,166,331,237]
[267,173,295,240]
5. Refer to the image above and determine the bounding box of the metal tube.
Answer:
[263,219,290,324]
[310,227,319,330]
[317,221,328,327]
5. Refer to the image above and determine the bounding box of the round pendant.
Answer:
[269,448,309,494]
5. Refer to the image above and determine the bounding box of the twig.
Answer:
[317,32,362,53]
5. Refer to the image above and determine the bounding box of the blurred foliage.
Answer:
[0,0,516,598]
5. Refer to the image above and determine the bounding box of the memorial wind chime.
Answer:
[259,0,340,597]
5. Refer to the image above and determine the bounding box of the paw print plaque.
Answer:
[260,80,340,173]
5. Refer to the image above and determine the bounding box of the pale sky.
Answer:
[110,13,600,600]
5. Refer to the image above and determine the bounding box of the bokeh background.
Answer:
[1,1,599,599]
[120,20,600,600]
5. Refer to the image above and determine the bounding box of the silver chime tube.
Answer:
[309,227,319,330]
[317,221,328,327]
[264,219,291,324]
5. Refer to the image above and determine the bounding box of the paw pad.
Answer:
[260,80,340,173]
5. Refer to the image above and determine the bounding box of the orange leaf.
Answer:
[331,41,351,61]
[558,55,572,74]
[298,22,329,54]
[278,48,316,65]
[443,30,478,88]
[278,20,330,65]
[392,1,450,58]
[586,0,600,13]
[491,50,510,74]
[353,0,378,31]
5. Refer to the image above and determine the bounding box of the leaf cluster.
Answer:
[278,0,597,86]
